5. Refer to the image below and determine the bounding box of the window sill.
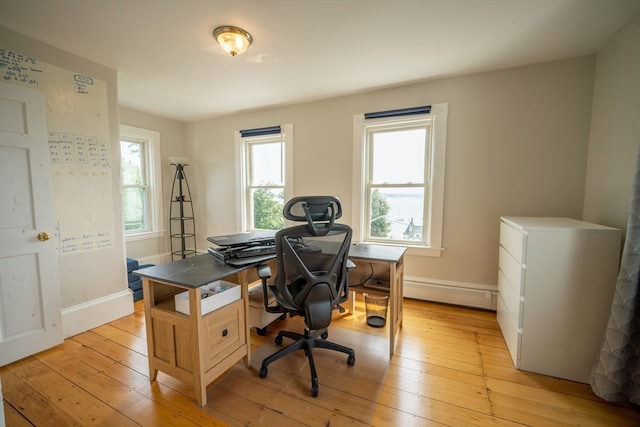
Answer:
[125,230,166,242]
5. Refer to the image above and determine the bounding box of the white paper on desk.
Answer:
[174,280,240,315]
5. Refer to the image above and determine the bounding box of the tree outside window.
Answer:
[370,189,391,237]
[253,187,284,230]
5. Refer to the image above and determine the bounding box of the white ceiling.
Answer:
[1,0,638,123]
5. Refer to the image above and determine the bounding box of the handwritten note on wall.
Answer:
[1,48,115,254]
[48,132,110,166]
[47,131,114,253]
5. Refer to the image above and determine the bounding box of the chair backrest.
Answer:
[270,196,352,330]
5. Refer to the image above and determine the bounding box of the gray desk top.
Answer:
[134,243,406,289]
[349,243,406,263]
[133,254,254,289]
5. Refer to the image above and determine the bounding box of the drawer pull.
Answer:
[222,328,228,337]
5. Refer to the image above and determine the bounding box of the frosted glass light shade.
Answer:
[213,26,253,56]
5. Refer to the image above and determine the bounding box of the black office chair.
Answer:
[256,196,356,397]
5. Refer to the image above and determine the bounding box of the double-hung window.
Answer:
[235,124,293,232]
[120,124,163,240]
[352,104,448,256]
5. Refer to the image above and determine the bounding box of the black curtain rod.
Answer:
[364,105,431,120]
[240,126,281,138]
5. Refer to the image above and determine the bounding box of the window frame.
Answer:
[235,123,294,232]
[352,103,448,257]
[120,124,164,241]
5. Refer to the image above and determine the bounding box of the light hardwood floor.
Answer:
[2,296,639,426]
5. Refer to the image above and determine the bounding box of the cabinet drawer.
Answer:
[500,221,525,262]
[498,246,524,297]
[498,269,522,328]
[497,294,521,368]
[203,299,246,371]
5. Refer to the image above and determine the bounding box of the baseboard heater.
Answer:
[403,277,497,311]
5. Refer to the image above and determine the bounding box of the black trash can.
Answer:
[364,293,389,327]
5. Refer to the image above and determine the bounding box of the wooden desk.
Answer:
[135,243,406,405]
[135,254,268,406]
[348,244,407,355]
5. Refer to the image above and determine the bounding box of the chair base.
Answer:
[259,328,355,397]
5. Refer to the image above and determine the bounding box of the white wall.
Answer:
[583,15,640,231]
[1,27,131,336]
[185,56,596,291]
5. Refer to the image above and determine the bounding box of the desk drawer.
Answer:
[203,299,246,370]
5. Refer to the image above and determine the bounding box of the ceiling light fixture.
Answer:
[213,25,253,57]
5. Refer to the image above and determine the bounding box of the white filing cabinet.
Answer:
[497,217,621,383]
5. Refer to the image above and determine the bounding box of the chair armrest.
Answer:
[257,264,272,279]
[256,264,284,314]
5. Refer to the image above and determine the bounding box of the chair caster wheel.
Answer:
[347,355,356,366]
[320,331,328,340]
[275,335,283,345]
[259,366,268,378]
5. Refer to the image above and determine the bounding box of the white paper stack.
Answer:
[174,280,240,315]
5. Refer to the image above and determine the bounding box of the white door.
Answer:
[0,82,62,366]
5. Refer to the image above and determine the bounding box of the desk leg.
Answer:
[142,278,159,382]
[350,290,356,314]
[187,287,207,406]
[388,262,397,355]
[236,269,252,368]
[388,260,404,356]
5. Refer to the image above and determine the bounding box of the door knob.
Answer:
[37,232,51,242]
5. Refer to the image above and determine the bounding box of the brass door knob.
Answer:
[37,232,51,242]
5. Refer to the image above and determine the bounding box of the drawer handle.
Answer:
[222,328,228,337]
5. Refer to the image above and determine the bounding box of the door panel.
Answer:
[0,81,62,366]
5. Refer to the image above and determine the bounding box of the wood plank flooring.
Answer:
[2,297,639,426]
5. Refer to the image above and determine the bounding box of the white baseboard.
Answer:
[62,290,134,338]
[404,276,498,310]
[135,251,209,266]
[135,253,170,266]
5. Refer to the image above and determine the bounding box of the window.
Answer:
[235,124,293,232]
[120,124,164,240]
[352,104,448,256]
